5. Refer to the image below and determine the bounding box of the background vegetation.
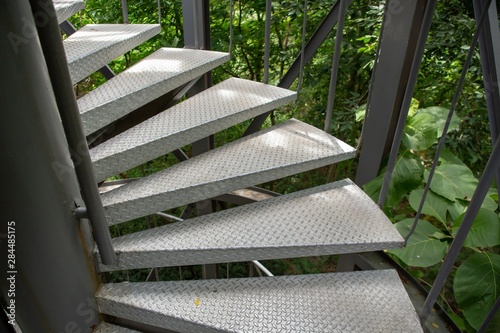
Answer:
[71,0,499,331]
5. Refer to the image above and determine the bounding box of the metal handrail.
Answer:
[35,0,117,265]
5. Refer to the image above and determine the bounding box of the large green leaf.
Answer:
[447,200,467,221]
[425,164,478,201]
[389,219,447,267]
[438,148,467,167]
[482,195,499,212]
[422,106,460,138]
[403,112,438,150]
[389,151,424,205]
[454,253,500,331]
[363,151,423,208]
[409,188,450,226]
[451,208,500,248]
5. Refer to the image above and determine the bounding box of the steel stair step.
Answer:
[94,323,140,333]
[80,48,230,136]
[101,119,356,225]
[96,270,423,332]
[53,0,85,23]
[90,78,296,182]
[97,179,403,272]
[64,24,161,84]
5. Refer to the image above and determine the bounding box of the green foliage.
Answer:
[452,209,500,248]
[454,253,500,332]
[364,101,498,330]
[75,0,499,330]
[390,219,448,267]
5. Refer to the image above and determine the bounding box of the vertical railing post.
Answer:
[121,0,129,23]
[473,0,500,199]
[324,0,346,133]
[0,1,100,331]
[263,0,272,84]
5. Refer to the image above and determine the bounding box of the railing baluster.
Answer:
[297,0,308,94]
[121,0,129,24]
[229,0,234,56]
[421,133,500,321]
[263,0,271,83]
[420,0,495,321]
[324,0,346,133]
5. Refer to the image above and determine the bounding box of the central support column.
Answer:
[0,1,100,331]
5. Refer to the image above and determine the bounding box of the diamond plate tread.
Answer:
[96,270,423,333]
[97,179,403,272]
[91,78,296,182]
[101,119,356,225]
[64,24,161,84]
[53,0,85,24]
[94,323,141,333]
[79,48,230,135]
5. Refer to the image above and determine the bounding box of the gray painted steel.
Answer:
[96,270,423,332]
[64,24,161,84]
[355,0,424,186]
[38,0,116,265]
[101,119,356,225]
[94,323,141,333]
[473,0,500,199]
[79,48,229,135]
[90,78,296,182]
[53,0,85,23]
[0,0,99,331]
[97,179,403,272]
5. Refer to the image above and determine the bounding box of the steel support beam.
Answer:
[0,1,100,332]
[473,0,500,198]
[355,0,427,186]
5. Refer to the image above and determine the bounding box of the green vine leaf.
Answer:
[424,164,478,201]
[409,188,450,226]
[389,219,447,267]
[451,208,500,248]
[454,253,500,331]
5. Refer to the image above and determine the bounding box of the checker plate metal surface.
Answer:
[94,323,140,333]
[101,119,356,225]
[79,48,230,135]
[98,179,403,272]
[53,0,85,23]
[64,24,161,84]
[91,78,296,182]
[96,270,423,333]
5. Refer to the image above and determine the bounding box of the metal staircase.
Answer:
[5,1,424,332]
